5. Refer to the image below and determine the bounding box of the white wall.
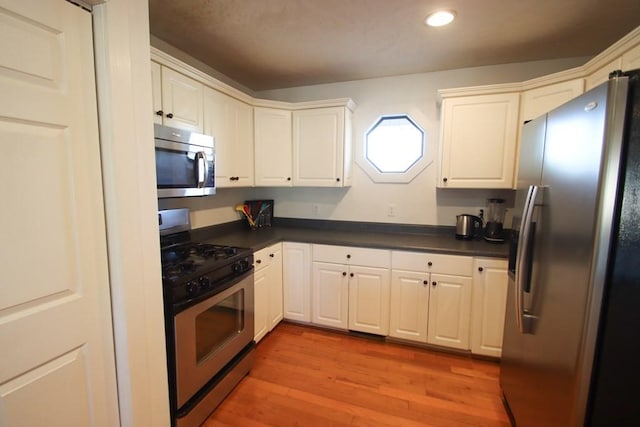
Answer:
[160,56,587,229]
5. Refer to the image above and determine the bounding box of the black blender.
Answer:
[483,198,506,242]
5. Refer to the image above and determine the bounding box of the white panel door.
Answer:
[282,242,312,322]
[254,107,293,186]
[0,1,118,426]
[312,262,348,329]
[150,61,163,125]
[348,266,390,335]
[253,265,269,343]
[161,66,203,132]
[427,274,472,350]
[293,107,344,187]
[267,244,283,330]
[389,270,429,343]
[471,259,509,357]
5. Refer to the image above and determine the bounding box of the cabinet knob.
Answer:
[350,272,354,277]
[427,261,433,267]
[256,259,261,264]
[346,254,351,259]
[443,177,448,183]
[166,113,174,119]
[336,178,340,182]
[342,272,347,276]
[432,281,437,286]
[423,280,428,285]
[155,110,164,116]
[478,267,484,272]
[230,176,239,181]
[269,253,275,258]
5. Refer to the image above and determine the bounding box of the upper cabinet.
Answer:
[293,106,353,187]
[254,102,355,188]
[204,88,254,187]
[254,107,293,186]
[439,92,520,189]
[622,43,640,71]
[151,62,204,132]
[520,79,584,123]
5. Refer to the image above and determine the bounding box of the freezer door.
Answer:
[507,82,612,427]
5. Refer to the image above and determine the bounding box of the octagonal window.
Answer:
[365,115,424,173]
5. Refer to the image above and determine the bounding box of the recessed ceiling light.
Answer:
[425,10,456,27]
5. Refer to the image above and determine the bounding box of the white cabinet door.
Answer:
[253,264,270,342]
[389,270,429,343]
[267,244,283,330]
[254,107,293,186]
[312,262,348,329]
[348,265,390,335]
[471,258,509,357]
[520,79,584,123]
[0,2,119,425]
[204,88,254,187]
[427,273,472,350]
[151,61,163,125]
[293,107,346,187]
[160,66,204,132]
[439,93,520,189]
[282,242,312,322]
[253,244,283,343]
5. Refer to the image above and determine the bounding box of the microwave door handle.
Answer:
[517,185,539,334]
[195,151,206,188]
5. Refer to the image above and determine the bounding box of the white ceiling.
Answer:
[149,0,640,91]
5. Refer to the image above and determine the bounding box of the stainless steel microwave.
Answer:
[154,124,215,198]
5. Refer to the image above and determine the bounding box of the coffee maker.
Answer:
[484,198,506,242]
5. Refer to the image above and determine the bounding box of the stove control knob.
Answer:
[232,260,246,273]
[199,276,211,290]
[186,280,200,296]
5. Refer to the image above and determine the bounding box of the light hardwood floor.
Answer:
[205,322,510,427]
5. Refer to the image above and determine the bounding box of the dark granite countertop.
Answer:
[192,218,509,259]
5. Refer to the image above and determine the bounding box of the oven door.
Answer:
[173,272,254,408]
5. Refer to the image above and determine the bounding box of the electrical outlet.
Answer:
[312,204,319,216]
[387,203,397,217]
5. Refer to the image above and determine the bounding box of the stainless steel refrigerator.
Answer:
[501,69,640,427]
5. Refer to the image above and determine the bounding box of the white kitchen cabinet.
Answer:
[439,92,520,189]
[253,243,283,343]
[254,107,293,186]
[152,65,204,132]
[427,273,472,350]
[312,244,390,333]
[520,79,584,122]
[585,58,623,91]
[282,242,312,322]
[204,88,254,187]
[622,43,640,71]
[293,107,353,187]
[390,251,473,350]
[471,258,509,357]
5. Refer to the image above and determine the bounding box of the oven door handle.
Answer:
[195,151,206,188]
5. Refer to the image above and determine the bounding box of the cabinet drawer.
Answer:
[312,244,390,268]
[254,243,281,271]
[392,251,473,276]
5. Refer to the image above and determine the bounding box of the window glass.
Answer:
[365,115,424,173]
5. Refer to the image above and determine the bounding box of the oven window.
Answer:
[195,289,244,363]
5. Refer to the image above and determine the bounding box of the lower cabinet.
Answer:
[471,258,509,357]
[282,242,312,322]
[311,244,391,334]
[253,243,283,343]
[389,251,473,350]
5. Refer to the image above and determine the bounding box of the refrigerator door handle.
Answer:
[516,184,538,333]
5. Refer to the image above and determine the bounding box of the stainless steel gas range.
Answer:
[159,209,255,427]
